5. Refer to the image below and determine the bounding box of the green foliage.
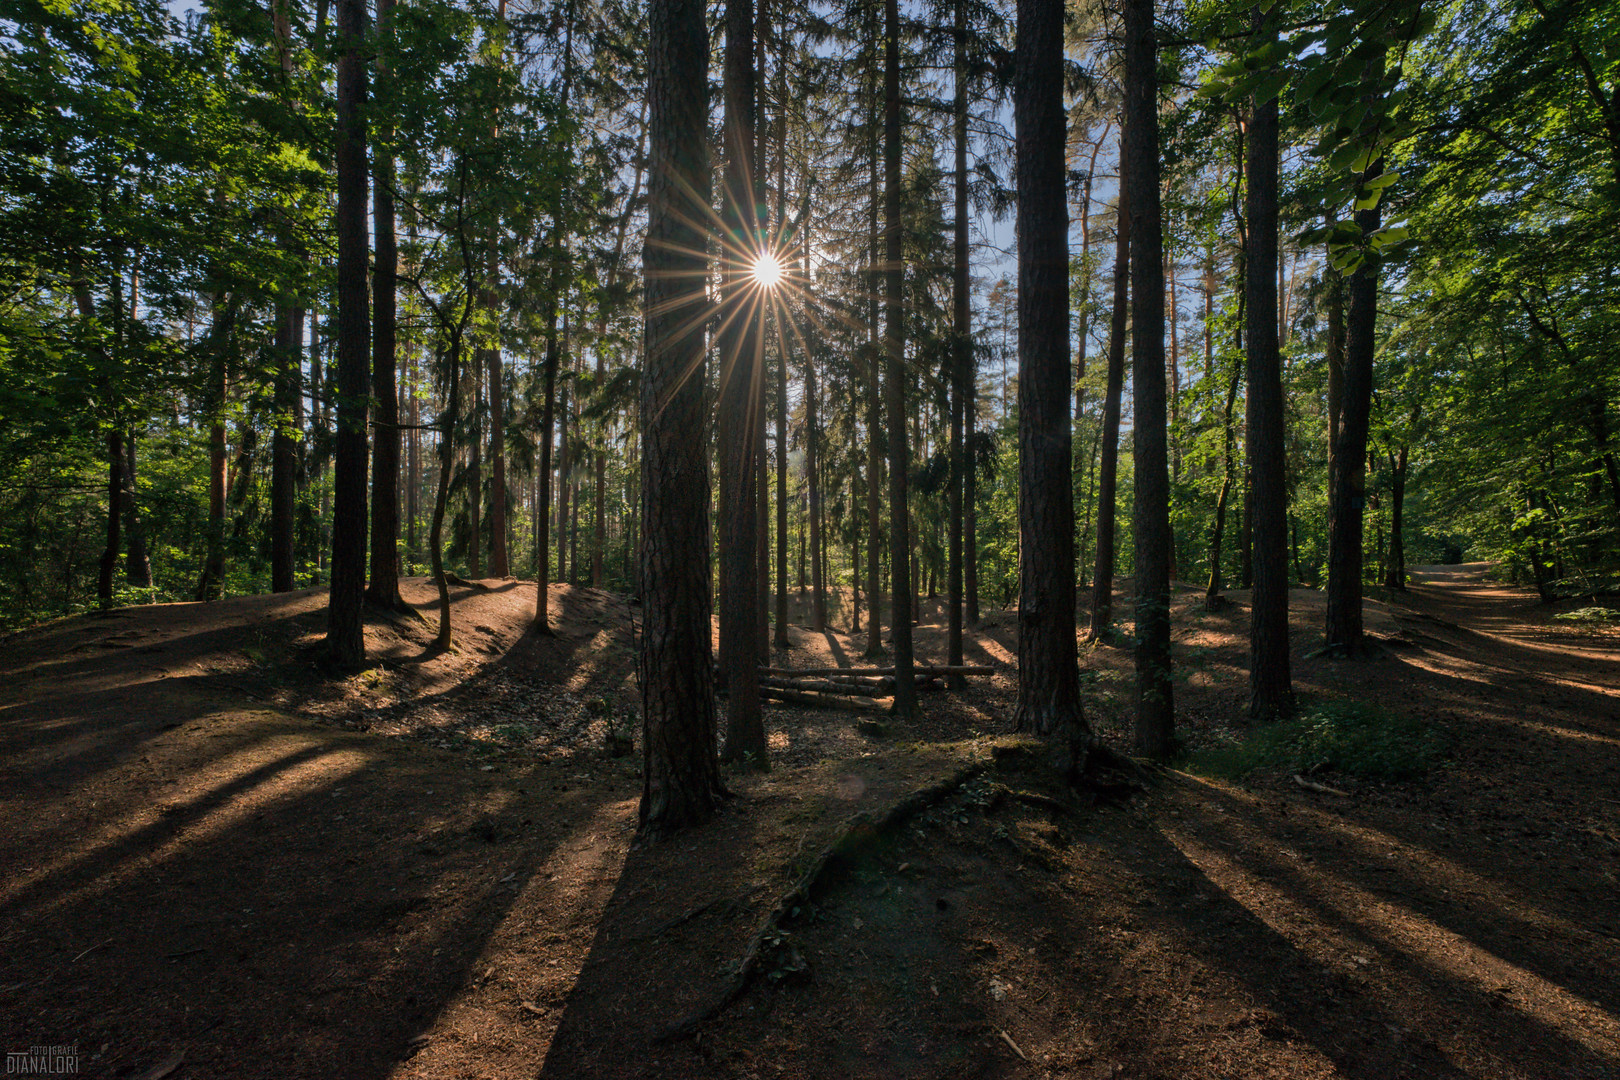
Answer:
[1179,698,1448,782]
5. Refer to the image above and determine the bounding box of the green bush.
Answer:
[1178,698,1446,782]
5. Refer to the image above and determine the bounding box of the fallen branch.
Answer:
[443,573,493,592]
[760,664,994,678]
[761,675,894,697]
[759,686,891,713]
[655,759,991,1043]
[1292,774,1350,797]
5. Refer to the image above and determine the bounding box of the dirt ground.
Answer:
[0,565,1615,1079]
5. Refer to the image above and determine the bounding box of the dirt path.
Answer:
[0,568,1615,1079]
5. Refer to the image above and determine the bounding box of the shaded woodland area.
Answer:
[1,0,1618,1075]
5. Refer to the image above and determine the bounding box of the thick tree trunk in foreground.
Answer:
[882,0,914,719]
[1243,33,1293,720]
[1124,0,1174,757]
[1012,0,1088,770]
[325,0,371,667]
[1088,142,1130,640]
[640,0,726,836]
[717,0,766,765]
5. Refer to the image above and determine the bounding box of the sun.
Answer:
[750,252,784,289]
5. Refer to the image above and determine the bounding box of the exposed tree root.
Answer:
[654,759,992,1043]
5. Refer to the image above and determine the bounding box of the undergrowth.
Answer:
[1178,698,1447,782]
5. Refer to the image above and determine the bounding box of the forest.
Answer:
[1,0,1617,1075]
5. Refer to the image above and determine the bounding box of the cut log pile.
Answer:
[757,665,996,713]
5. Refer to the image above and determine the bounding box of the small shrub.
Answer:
[1178,698,1446,782]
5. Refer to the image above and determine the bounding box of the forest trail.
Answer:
[0,569,1615,1079]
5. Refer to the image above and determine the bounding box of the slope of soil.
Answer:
[0,566,1615,1079]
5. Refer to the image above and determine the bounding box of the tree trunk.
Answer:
[640,0,727,835]
[1088,130,1130,640]
[1243,19,1293,720]
[272,304,301,593]
[197,304,230,603]
[717,0,766,764]
[1385,444,1407,591]
[431,337,463,650]
[368,0,405,608]
[556,367,571,584]
[1012,0,1088,770]
[882,0,914,720]
[1325,139,1384,655]
[864,125,884,659]
[1204,364,1240,607]
[947,0,968,684]
[325,0,371,667]
[1124,0,1174,758]
[124,429,152,587]
[98,429,124,609]
[806,351,826,632]
[468,352,482,578]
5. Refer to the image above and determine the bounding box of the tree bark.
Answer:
[196,302,231,603]
[640,0,727,835]
[1385,444,1407,591]
[272,304,301,592]
[1243,21,1293,720]
[1088,129,1130,639]
[123,429,152,587]
[1124,0,1174,757]
[718,0,766,764]
[98,429,124,609]
[368,0,405,608]
[806,351,826,632]
[1325,129,1384,655]
[325,0,370,667]
[947,0,968,684]
[882,0,914,719]
[864,120,884,659]
[1012,0,1088,771]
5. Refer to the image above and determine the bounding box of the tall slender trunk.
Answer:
[947,0,968,682]
[1124,0,1174,757]
[534,0,578,630]
[1385,444,1407,591]
[718,0,766,763]
[639,0,726,836]
[431,334,463,649]
[1204,363,1240,606]
[124,430,152,587]
[367,0,404,607]
[273,304,301,592]
[98,429,124,608]
[325,0,371,665]
[468,345,482,577]
[1244,15,1293,719]
[864,117,884,658]
[1088,135,1130,639]
[882,0,914,718]
[806,350,825,632]
[556,365,571,583]
[1325,140,1384,655]
[197,302,231,603]
[1012,0,1087,768]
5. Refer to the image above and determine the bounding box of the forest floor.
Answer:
[0,565,1616,1079]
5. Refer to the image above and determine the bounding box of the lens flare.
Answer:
[751,252,784,289]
